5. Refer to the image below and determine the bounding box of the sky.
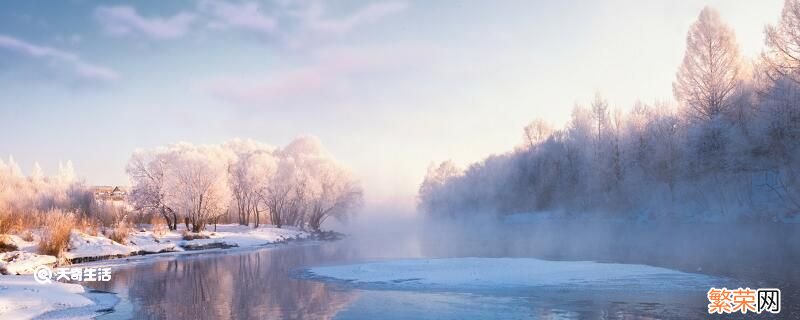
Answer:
[0,0,785,213]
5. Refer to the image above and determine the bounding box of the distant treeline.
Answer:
[418,4,800,221]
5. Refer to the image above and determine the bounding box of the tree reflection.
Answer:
[87,245,357,320]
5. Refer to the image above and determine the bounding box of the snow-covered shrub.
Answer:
[38,211,76,257]
[151,215,167,236]
[0,235,18,253]
[0,211,23,234]
[0,158,104,238]
[105,214,131,245]
[75,217,100,237]
[181,230,210,240]
[106,227,130,245]
[19,230,34,242]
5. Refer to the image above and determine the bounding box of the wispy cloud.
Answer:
[199,0,277,34]
[93,1,407,42]
[0,34,119,81]
[301,1,408,36]
[95,6,196,39]
[205,45,430,105]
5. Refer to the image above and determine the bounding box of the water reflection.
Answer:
[88,245,359,320]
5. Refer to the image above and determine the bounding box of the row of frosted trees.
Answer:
[127,136,362,232]
[419,4,800,221]
[0,159,96,231]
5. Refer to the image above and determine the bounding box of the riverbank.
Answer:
[0,275,119,320]
[0,274,94,319]
[0,224,340,319]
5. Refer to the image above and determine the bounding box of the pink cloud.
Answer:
[207,69,324,105]
[205,45,432,105]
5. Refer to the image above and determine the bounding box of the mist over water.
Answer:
[419,217,798,278]
[338,209,800,315]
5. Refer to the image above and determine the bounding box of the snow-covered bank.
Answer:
[66,231,136,261]
[306,257,721,291]
[0,224,328,319]
[0,275,96,319]
[0,251,56,275]
[173,224,310,249]
[1,224,312,270]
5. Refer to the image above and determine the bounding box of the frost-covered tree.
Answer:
[224,139,276,227]
[165,144,233,233]
[673,7,743,121]
[591,93,610,146]
[30,162,44,183]
[418,43,798,222]
[0,156,95,233]
[308,179,361,231]
[127,149,179,230]
[128,144,234,232]
[417,161,462,215]
[264,136,360,229]
[763,0,800,85]
[304,158,362,231]
[522,119,553,149]
[127,137,361,232]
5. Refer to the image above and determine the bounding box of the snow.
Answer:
[62,225,308,260]
[0,224,309,265]
[0,251,57,275]
[34,290,118,320]
[178,224,308,248]
[65,231,135,260]
[127,231,177,253]
[307,257,719,290]
[0,234,35,251]
[0,275,94,320]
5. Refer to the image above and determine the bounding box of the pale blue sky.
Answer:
[0,0,784,211]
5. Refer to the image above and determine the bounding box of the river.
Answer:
[81,221,799,319]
